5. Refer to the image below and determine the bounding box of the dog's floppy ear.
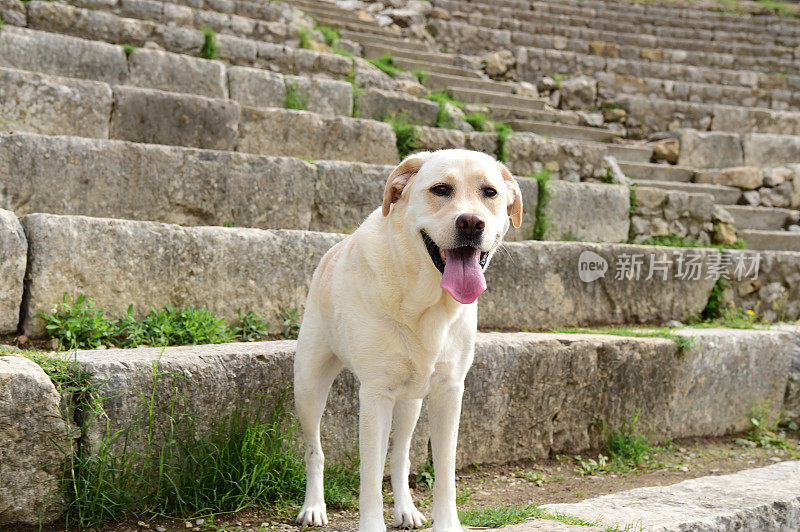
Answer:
[499,163,523,228]
[382,152,431,216]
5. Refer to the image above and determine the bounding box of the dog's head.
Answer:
[382,149,522,304]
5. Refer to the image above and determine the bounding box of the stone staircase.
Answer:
[293,0,800,251]
[2,0,800,527]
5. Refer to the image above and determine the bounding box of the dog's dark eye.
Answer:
[483,187,498,198]
[430,184,452,197]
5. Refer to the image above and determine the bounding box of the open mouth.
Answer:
[421,231,488,274]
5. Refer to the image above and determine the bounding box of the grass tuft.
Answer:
[298,26,314,50]
[366,53,405,78]
[35,293,269,350]
[425,90,466,129]
[284,81,308,110]
[530,169,552,240]
[385,113,420,159]
[734,403,792,449]
[552,326,694,356]
[121,43,136,58]
[315,24,340,47]
[197,26,218,60]
[491,120,513,162]
[605,411,654,469]
[278,307,302,340]
[459,504,599,528]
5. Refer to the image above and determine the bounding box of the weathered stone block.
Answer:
[0,0,26,26]
[357,88,439,126]
[505,133,608,181]
[479,241,720,330]
[743,133,800,168]
[110,86,240,150]
[0,355,69,526]
[128,48,227,98]
[238,107,397,164]
[713,166,764,190]
[73,342,429,470]
[0,209,25,334]
[20,214,345,337]
[284,75,353,117]
[542,181,630,242]
[227,66,285,109]
[678,129,743,168]
[0,27,127,85]
[0,67,112,138]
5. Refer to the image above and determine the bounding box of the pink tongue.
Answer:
[440,248,487,304]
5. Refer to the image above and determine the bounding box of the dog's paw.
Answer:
[297,503,328,527]
[393,504,427,529]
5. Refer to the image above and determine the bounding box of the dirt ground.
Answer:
[17,429,798,532]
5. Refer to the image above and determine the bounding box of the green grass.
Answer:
[35,293,269,350]
[411,69,427,83]
[464,112,488,132]
[385,113,420,159]
[278,307,302,340]
[284,82,308,110]
[298,26,314,50]
[196,27,218,60]
[121,44,136,57]
[366,53,405,78]
[605,411,655,469]
[733,403,792,449]
[530,169,552,240]
[458,504,599,528]
[491,120,513,162]
[0,16,5,29]
[315,24,340,47]
[513,469,564,486]
[413,459,435,489]
[552,326,694,355]
[425,90,466,129]
[58,378,359,528]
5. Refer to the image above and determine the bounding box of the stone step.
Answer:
[423,71,517,94]
[543,461,800,531]
[489,105,581,125]
[17,213,740,337]
[20,1,358,82]
[300,11,401,38]
[437,0,800,49]
[741,229,800,252]
[603,143,653,163]
[725,205,798,231]
[362,43,464,68]
[447,87,547,109]
[617,161,696,182]
[0,65,398,162]
[339,29,431,52]
[390,56,481,79]
[506,120,618,143]
[636,180,742,204]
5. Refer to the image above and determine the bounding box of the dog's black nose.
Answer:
[455,213,485,239]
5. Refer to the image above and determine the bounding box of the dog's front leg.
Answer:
[358,386,395,532]
[428,380,463,532]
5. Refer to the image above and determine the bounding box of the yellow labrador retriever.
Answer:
[294,149,522,532]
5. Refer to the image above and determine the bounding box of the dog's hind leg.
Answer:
[295,330,342,527]
[391,399,427,529]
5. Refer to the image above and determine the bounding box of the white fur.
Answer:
[294,149,521,532]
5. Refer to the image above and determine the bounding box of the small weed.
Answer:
[298,26,314,50]
[0,16,5,29]
[367,53,405,78]
[734,404,791,449]
[459,504,598,528]
[412,69,427,83]
[413,459,435,489]
[530,169,552,240]
[230,309,269,342]
[628,183,637,215]
[197,26,218,60]
[284,81,308,110]
[491,120,513,162]
[384,113,420,159]
[605,411,654,469]
[121,44,136,57]
[513,469,564,486]
[552,73,566,86]
[692,303,760,329]
[425,90,466,129]
[36,293,115,350]
[315,24,340,47]
[279,307,302,340]
[347,70,364,117]
[464,112,488,132]
[573,454,609,475]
